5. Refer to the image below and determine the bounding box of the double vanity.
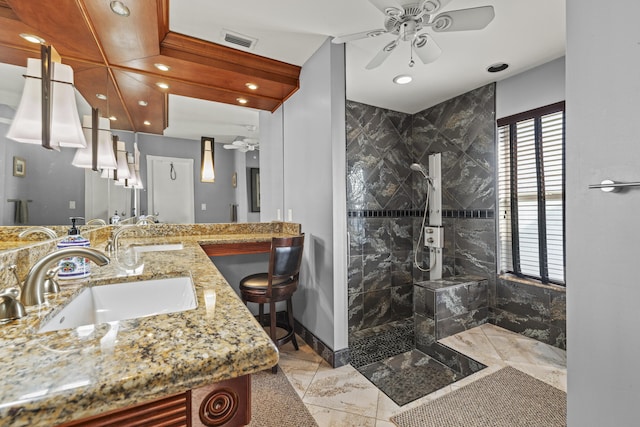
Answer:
[0,222,300,426]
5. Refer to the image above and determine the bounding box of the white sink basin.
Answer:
[131,243,184,253]
[39,276,197,333]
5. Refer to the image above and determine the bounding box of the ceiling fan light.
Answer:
[393,75,412,85]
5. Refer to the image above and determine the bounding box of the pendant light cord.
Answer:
[169,162,177,181]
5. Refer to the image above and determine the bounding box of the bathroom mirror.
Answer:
[0,61,260,251]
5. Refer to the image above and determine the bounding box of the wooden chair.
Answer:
[239,234,305,373]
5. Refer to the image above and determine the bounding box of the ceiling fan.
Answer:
[332,0,495,69]
[223,138,259,153]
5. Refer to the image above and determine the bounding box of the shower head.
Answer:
[410,163,434,186]
[410,163,428,179]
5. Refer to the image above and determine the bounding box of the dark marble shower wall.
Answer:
[346,102,415,334]
[346,84,497,335]
[412,84,497,308]
[346,83,567,351]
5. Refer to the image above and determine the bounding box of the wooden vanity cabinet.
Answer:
[57,375,251,427]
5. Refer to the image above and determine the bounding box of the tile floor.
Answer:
[277,323,567,427]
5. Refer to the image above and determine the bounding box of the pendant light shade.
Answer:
[72,115,117,169]
[6,57,86,149]
[201,137,215,183]
[133,142,144,189]
[115,139,131,180]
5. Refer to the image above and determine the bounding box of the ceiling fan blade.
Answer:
[223,144,240,150]
[413,35,442,65]
[332,29,388,44]
[365,37,400,70]
[369,0,404,17]
[431,6,495,32]
[419,0,453,15]
[232,140,246,146]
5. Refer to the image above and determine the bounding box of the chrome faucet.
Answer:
[18,226,58,240]
[21,248,110,306]
[136,215,157,225]
[112,224,141,250]
[85,218,107,226]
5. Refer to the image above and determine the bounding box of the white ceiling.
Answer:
[166,0,565,141]
[1,0,566,143]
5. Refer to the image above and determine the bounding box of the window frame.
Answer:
[497,101,566,286]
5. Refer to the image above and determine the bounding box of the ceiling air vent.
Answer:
[221,29,258,50]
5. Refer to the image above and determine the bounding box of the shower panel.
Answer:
[426,153,444,280]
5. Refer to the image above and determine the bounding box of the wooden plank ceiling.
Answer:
[0,0,300,135]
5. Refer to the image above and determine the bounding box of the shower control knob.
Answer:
[426,229,434,234]
[427,237,434,244]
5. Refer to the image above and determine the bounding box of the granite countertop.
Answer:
[0,223,298,426]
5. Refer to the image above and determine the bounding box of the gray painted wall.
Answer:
[113,131,238,223]
[496,56,565,119]
[260,39,348,351]
[259,107,284,222]
[1,121,85,226]
[493,56,567,350]
[566,1,640,425]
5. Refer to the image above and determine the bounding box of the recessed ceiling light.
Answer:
[487,63,509,73]
[245,83,258,90]
[154,63,170,72]
[109,116,117,121]
[19,33,45,44]
[143,120,151,126]
[110,1,130,17]
[96,93,107,100]
[237,98,248,104]
[393,75,412,85]
[156,82,169,89]
[138,100,148,106]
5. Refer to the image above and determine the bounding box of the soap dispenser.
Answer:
[110,211,120,224]
[56,217,91,280]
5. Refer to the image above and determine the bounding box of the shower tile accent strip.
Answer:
[347,209,494,219]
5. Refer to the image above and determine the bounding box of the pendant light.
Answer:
[6,45,86,150]
[114,138,131,180]
[72,112,117,170]
[133,142,144,189]
[201,137,215,183]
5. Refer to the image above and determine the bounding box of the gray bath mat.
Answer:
[391,366,566,427]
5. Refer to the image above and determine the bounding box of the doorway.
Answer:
[146,155,195,223]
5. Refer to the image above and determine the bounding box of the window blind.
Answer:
[497,102,565,285]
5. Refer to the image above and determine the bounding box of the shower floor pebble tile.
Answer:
[279,324,567,425]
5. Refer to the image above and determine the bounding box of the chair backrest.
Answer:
[267,234,305,298]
